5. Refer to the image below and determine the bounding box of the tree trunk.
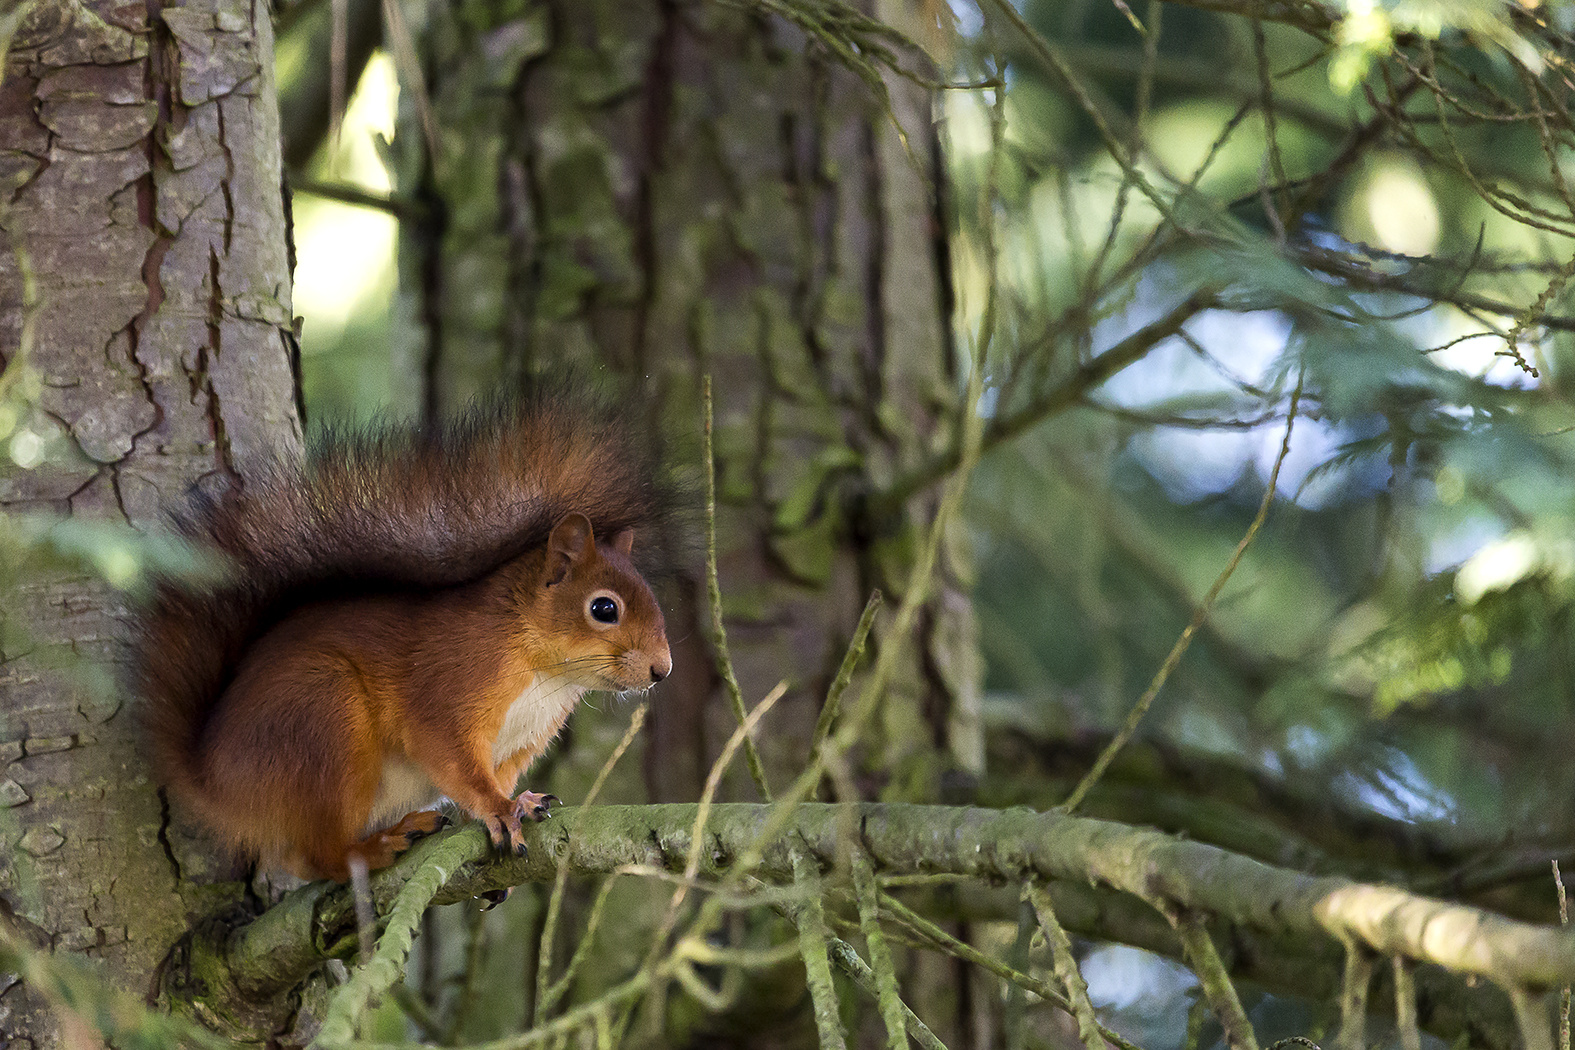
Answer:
[402,0,978,793]
[395,0,981,1036]
[0,0,297,1044]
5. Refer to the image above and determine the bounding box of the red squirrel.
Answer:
[134,385,677,882]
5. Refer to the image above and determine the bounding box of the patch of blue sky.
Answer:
[1338,750,1455,824]
[1082,943,1197,1011]
[1094,301,1362,506]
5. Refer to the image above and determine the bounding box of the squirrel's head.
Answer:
[529,511,672,692]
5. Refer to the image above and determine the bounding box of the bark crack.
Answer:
[204,244,238,481]
[925,114,957,385]
[133,0,174,392]
[216,98,234,253]
[502,3,556,377]
[860,116,887,435]
[6,142,52,210]
[791,56,835,386]
[156,787,184,885]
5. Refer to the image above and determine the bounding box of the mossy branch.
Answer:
[313,833,477,1046]
[173,802,1575,1039]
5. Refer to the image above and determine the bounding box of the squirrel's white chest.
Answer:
[492,677,587,764]
[364,679,585,834]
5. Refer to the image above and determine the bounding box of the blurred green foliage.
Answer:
[955,0,1575,869]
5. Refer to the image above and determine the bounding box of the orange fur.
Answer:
[166,515,668,880]
[134,387,680,881]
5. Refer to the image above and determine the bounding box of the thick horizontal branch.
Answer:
[172,802,1575,1036]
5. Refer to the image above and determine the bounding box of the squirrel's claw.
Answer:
[516,790,559,822]
[482,803,529,858]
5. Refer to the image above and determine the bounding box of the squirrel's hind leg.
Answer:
[291,809,444,882]
[344,809,449,874]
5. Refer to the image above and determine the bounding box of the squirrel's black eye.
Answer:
[589,596,619,624]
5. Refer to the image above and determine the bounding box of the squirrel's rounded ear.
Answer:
[547,513,594,583]
[610,528,635,555]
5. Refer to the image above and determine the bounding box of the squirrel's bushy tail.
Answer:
[134,380,683,805]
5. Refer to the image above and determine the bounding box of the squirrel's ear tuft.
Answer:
[547,513,594,584]
[610,528,635,555]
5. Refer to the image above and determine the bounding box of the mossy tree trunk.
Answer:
[394,0,983,1037]
[0,0,297,1044]
[403,0,978,800]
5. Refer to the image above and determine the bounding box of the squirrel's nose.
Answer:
[650,652,672,683]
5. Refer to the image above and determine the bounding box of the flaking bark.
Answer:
[0,0,297,1044]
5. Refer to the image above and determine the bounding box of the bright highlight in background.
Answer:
[1366,160,1440,257]
[1343,155,1440,258]
[293,55,399,351]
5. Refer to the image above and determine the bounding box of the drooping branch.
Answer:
[924,876,1521,1050]
[875,291,1217,511]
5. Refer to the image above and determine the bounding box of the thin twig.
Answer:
[290,175,428,222]
[1026,883,1105,1050]
[635,682,788,1016]
[440,904,489,1044]
[1004,896,1035,1050]
[378,0,439,165]
[807,590,883,780]
[537,875,623,1021]
[703,374,773,801]
[793,850,848,1050]
[314,833,476,1046]
[879,893,1147,1050]
[852,849,908,1050]
[533,703,647,1023]
[1184,994,1209,1050]
[1558,860,1571,1050]
[1509,985,1557,1050]
[1393,957,1422,1050]
[877,293,1215,512]
[390,985,442,1042]
[328,0,347,166]
[1061,374,1304,812]
[824,938,949,1050]
[1336,942,1372,1050]
[1171,910,1261,1050]
[348,856,375,969]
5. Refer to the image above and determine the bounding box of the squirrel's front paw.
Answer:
[515,790,560,822]
[481,801,529,857]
